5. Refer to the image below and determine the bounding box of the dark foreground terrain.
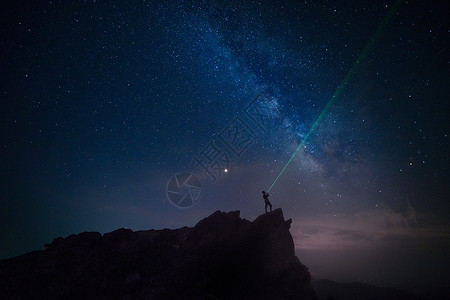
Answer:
[312,279,426,300]
[1,208,432,299]
[0,209,317,299]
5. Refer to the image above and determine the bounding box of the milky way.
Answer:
[1,0,449,294]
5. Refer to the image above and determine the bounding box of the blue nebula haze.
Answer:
[1,0,449,295]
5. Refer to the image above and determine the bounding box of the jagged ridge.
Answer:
[0,208,316,299]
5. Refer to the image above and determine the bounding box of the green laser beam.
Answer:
[267,0,403,193]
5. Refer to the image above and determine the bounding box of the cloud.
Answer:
[291,205,450,251]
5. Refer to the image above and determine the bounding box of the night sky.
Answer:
[1,0,449,295]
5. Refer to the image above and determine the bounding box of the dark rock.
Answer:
[0,208,316,300]
[312,279,426,300]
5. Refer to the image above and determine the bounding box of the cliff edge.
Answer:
[0,208,316,299]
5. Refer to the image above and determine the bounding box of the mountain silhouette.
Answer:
[312,279,426,300]
[0,208,317,299]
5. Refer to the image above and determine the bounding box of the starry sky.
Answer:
[1,0,449,295]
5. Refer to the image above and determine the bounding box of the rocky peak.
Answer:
[0,208,316,299]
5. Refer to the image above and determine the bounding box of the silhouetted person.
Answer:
[262,191,272,213]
